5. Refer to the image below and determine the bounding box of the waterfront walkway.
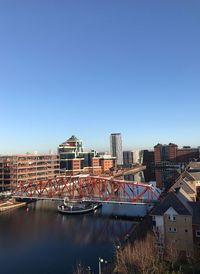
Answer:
[0,200,26,212]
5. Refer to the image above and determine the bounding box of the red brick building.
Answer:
[154,143,199,165]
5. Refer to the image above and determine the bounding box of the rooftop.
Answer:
[67,135,80,142]
[187,161,200,171]
[60,135,81,146]
[151,190,192,216]
[170,175,196,195]
[188,171,200,181]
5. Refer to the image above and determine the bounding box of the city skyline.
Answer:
[0,131,199,155]
[1,1,200,153]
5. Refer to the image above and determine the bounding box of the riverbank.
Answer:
[0,199,26,212]
[101,215,152,274]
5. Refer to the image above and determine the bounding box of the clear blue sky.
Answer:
[1,0,200,154]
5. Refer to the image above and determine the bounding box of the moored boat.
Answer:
[57,202,102,214]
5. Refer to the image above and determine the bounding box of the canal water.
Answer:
[0,167,180,274]
[0,202,138,274]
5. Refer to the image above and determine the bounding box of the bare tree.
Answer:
[114,233,166,274]
[165,240,179,268]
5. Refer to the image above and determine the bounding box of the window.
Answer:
[168,215,176,221]
[196,230,200,237]
[168,227,177,233]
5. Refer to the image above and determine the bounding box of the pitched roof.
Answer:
[151,191,192,216]
[170,177,196,194]
[60,135,80,146]
[67,135,79,142]
[187,161,200,171]
[188,171,200,181]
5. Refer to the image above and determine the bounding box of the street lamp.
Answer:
[99,257,104,274]
[98,257,108,274]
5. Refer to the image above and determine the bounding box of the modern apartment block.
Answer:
[110,133,123,166]
[154,143,199,165]
[0,154,60,190]
[58,135,116,174]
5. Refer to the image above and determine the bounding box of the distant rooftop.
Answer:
[154,143,177,148]
[60,135,81,146]
[67,135,80,142]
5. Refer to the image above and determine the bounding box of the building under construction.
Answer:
[0,154,60,191]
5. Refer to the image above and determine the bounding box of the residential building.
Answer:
[151,162,200,259]
[151,188,194,258]
[169,171,197,201]
[0,154,60,190]
[177,147,199,163]
[154,143,178,164]
[154,143,199,165]
[110,133,123,166]
[170,161,200,197]
[189,202,200,257]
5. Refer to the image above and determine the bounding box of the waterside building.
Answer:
[151,161,200,259]
[0,154,60,190]
[58,135,116,175]
[154,143,199,166]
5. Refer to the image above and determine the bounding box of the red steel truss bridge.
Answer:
[12,175,161,205]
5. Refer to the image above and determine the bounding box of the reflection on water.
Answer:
[0,201,136,274]
[125,166,180,191]
[154,168,180,190]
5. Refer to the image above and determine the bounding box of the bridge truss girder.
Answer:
[12,176,161,204]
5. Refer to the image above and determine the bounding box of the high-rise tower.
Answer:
[110,133,123,165]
